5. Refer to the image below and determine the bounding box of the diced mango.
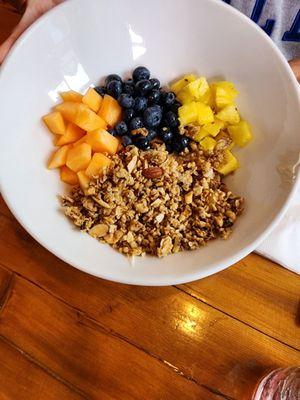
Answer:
[66,143,92,172]
[60,165,79,185]
[56,123,85,146]
[82,88,102,113]
[178,102,198,126]
[85,153,112,178]
[216,105,240,125]
[85,130,119,155]
[43,111,66,135]
[200,136,217,151]
[77,171,90,192]
[98,94,122,127]
[60,90,83,103]
[171,74,196,94]
[217,150,239,175]
[196,103,214,125]
[47,144,72,169]
[56,102,107,131]
[228,120,252,147]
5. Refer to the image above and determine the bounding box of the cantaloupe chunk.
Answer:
[98,95,122,127]
[85,153,112,178]
[85,130,119,155]
[48,144,72,169]
[56,123,85,146]
[82,88,102,113]
[77,171,90,192]
[60,90,83,103]
[56,102,107,131]
[43,111,66,135]
[60,165,79,185]
[66,143,92,172]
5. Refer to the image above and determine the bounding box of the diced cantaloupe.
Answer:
[47,144,72,169]
[171,74,196,94]
[77,171,90,192]
[43,111,66,135]
[228,120,252,147]
[56,123,85,146]
[98,94,122,127]
[178,102,198,126]
[216,105,240,125]
[60,165,79,185]
[85,153,112,178]
[85,130,119,155]
[196,103,214,125]
[200,136,216,151]
[56,102,107,131]
[60,90,83,103]
[66,143,92,172]
[217,149,239,175]
[82,88,102,113]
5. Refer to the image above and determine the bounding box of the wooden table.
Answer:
[0,4,299,399]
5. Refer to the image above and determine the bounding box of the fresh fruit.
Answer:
[56,102,107,131]
[98,94,122,127]
[130,116,144,130]
[228,120,252,147]
[143,105,163,128]
[48,144,72,169]
[165,111,179,128]
[201,120,224,137]
[56,123,85,146]
[196,103,214,125]
[160,127,174,142]
[162,92,176,106]
[85,153,112,178]
[134,137,150,150]
[148,90,161,105]
[107,80,123,99]
[122,135,133,146]
[66,143,92,172]
[43,111,66,135]
[85,129,119,155]
[170,74,196,94]
[135,79,153,95]
[133,66,150,82]
[82,87,102,113]
[178,102,198,126]
[211,81,238,109]
[118,93,135,109]
[77,171,90,191]
[115,121,128,136]
[134,97,148,112]
[173,135,189,152]
[150,78,160,89]
[216,105,240,125]
[217,149,239,175]
[178,77,209,103]
[194,127,210,142]
[60,90,83,103]
[94,86,106,96]
[60,165,79,185]
[200,136,216,151]
[105,74,122,85]
[123,79,135,95]
[123,108,135,122]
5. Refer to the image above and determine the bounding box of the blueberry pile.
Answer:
[94,66,189,153]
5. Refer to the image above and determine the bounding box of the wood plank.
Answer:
[0,270,220,400]
[179,255,300,350]
[0,4,22,43]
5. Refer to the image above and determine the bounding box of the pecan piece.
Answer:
[142,166,163,179]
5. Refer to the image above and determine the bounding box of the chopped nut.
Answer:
[89,224,109,238]
[131,128,148,137]
[127,155,138,174]
[155,213,165,223]
[142,166,163,179]
[184,191,193,204]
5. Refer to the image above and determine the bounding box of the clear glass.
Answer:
[252,367,300,400]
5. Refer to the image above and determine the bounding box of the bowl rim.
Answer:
[0,0,299,286]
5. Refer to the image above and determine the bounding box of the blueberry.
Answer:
[118,93,135,108]
[165,111,179,128]
[123,79,135,95]
[165,142,174,153]
[123,108,135,122]
[150,78,160,90]
[169,100,181,113]
[108,128,117,136]
[163,91,176,106]
[107,80,122,99]
[148,89,161,105]
[135,79,153,95]
[105,74,122,85]
[122,135,133,147]
[147,129,158,141]
[94,86,106,96]
[143,105,163,128]
[130,116,144,131]
[173,135,189,152]
[134,96,147,112]
[160,127,174,142]
[115,121,128,136]
[132,66,150,82]
[134,137,151,151]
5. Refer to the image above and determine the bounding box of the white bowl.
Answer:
[0,0,299,286]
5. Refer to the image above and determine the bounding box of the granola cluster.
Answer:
[61,143,244,257]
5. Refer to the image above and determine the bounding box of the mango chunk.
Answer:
[98,94,122,127]
[77,171,90,192]
[228,120,252,147]
[85,153,112,178]
[43,111,66,135]
[200,136,216,151]
[56,102,107,131]
[66,143,92,172]
[196,103,214,125]
[47,144,72,169]
[85,130,119,155]
[60,165,79,185]
[171,74,196,94]
[56,123,85,146]
[60,90,83,103]
[217,150,239,175]
[216,105,240,125]
[82,88,102,113]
